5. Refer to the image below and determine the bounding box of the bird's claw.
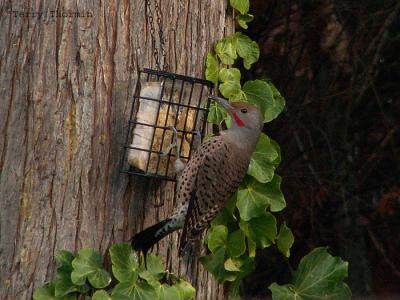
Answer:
[160,126,185,175]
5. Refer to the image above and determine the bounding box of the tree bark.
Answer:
[0,1,233,299]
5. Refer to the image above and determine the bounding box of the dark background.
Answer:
[242,1,400,298]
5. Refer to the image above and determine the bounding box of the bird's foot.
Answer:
[160,126,186,175]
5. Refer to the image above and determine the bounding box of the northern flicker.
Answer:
[131,96,264,255]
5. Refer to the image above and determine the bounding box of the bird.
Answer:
[131,95,264,256]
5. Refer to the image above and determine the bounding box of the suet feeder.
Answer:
[120,69,214,181]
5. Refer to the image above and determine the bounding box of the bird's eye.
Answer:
[241,108,248,113]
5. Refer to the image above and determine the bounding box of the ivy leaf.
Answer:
[242,80,272,117]
[240,213,277,249]
[247,236,256,257]
[249,212,277,248]
[55,250,74,273]
[218,68,242,99]
[264,81,286,122]
[264,175,286,212]
[269,247,351,300]
[53,250,89,297]
[112,281,158,300]
[236,14,254,29]
[206,225,228,253]
[277,222,294,258]
[54,271,88,297]
[237,177,269,221]
[110,243,139,283]
[224,258,241,272]
[138,253,165,284]
[234,33,260,69]
[211,207,236,227]
[227,229,246,258]
[247,133,279,183]
[224,256,255,278]
[205,53,219,85]
[208,101,228,125]
[33,283,76,300]
[237,175,285,221]
[92,290,112,300]
[71,248,111,289]
[219,67,241,83]
[175,279,196,300]
[270,138,282,166]
[159,284,182,300]
[199,248,238,283]
[215,37,237,65]
[146,253,165,279]
[228,279,242,300]
[230,0,250,15]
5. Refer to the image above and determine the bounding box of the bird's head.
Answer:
[210,96,264,132]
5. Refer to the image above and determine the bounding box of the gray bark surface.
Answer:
[0,1,233,299]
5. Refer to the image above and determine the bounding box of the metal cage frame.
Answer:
[120,68,214,181]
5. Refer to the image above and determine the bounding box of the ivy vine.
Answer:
[201,1,350,300]
[201,0,292,297]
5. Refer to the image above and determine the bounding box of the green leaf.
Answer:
[71,248,111,289]
[230,0,249,14]
[54,272,83,297]
[247,133,279,183]
[219,67,241,83]
[205,53,219,85]
[224,258,241,272]
[54,250,89,297]
[199,248,238,283]
[215,37,237,65]
[269,247,351,300]
[147,253,165,276]
[218,68,242,99]
[206,225,228,253]
[208,101,228,125]
[241,213,277,248]
[234,33,260,69]
[270,138,282,166]
[237,175,285,221]
[110,243,139,283]
[211,208,235,227]
[264,81,285,122]
[228,279,242,300]
[237,177,269,221]
[175,280,196,300]
[265,175,286,212]
[112,281,158,300]
[219,82,242,100]
[247,236,256,257]
[159,284,182,300]
[33,283,76,300]
[277,222,294,258]
[55,250,74,272]
[92,290,112,300]
[227,229,246,257]
[211,195,237,227]
[224,256,255,277]
[236,14,254,29]
[242,80,272,117]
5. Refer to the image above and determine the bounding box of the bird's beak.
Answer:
[209,95,234,114]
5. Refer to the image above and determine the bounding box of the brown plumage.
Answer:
[131,97,264,256]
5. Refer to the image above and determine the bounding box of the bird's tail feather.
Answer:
[130,219,171,256]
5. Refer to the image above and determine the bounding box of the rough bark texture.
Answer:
[0,1,233,299]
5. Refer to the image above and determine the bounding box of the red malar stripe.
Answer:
[233,112,244,127]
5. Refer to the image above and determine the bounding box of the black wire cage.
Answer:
[120,69,214,181]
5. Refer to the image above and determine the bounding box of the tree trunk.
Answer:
[0,1,233,299]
